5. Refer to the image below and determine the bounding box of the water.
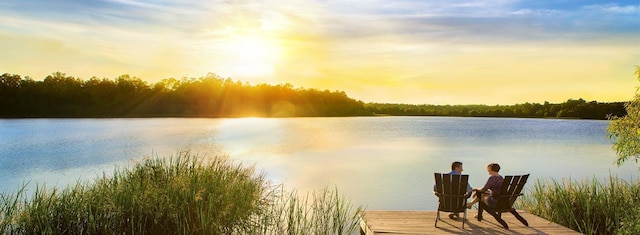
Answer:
[0,117,637,210]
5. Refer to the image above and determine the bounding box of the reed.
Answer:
[255,186,363,235]
[517,176,640,235]
[0,152,363,234]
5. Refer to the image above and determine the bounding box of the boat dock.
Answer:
[359,210,581,234]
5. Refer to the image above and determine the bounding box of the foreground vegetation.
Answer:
[0,72,626,119]
[0,153,362,234]
[607,66,640,168]
[518,176,640,235]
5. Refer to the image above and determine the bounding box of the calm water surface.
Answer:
[0,117,637,210]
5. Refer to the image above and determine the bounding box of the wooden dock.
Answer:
[359,210,581,235]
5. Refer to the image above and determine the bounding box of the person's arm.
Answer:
[474,176,497,192]
[483,176,502,195]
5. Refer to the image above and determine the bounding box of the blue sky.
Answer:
[1,0,638,104]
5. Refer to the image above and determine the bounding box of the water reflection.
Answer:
[0,117,637,210]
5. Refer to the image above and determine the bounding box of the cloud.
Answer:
[0,0,637,104]
[583,3,640,14]
[346,1,636,50]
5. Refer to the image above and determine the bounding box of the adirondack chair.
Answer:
[433,173,472,228]
[476,174,530,229]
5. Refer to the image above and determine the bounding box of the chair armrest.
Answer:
[495,193,524,198]
[435,193,471,199]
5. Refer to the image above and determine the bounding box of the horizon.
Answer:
[4,71,630,107]
[1,0,638,105]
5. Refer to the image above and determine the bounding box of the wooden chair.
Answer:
[476,174,530,229]
[433,173,472,228]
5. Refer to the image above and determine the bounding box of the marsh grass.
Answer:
[0,153,363,234]
[255,187,363,235]
[518,176,640,235]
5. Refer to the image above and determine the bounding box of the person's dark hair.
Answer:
[487,163,500,172]
[451,161,463,170]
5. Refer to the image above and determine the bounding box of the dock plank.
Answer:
[360,210,581,235]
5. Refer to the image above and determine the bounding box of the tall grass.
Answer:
[254,186,363,235]
[0,152,363,234]
[517,176,640,235]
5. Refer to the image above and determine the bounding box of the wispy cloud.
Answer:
[583,3,640,14]
[0,0,637,104]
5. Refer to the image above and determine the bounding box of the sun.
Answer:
[219,33,282,79]
[232,36,277,62]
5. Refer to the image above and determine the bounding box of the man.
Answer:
[448,161,473,193]
[435,161,473,219]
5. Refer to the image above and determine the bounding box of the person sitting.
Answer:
[466,163,503,210]
[434,161,473,219]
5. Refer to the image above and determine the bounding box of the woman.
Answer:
[466,163,503,209]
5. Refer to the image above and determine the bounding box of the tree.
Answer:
[608,66,640,169]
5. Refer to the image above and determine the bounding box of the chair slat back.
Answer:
[434,173,444,194]
[495,174,529,211]
[434,173,469,212]
[501,175,514,195]
[508,174,529,206]
[512,174,529,195]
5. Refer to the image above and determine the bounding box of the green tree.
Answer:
[608,66,640,168]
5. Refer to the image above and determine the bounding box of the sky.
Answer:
[1,0,638,105]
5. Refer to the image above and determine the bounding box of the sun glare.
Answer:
[220,34,282,78]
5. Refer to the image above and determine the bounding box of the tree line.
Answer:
[366,99,626,119]
[0,72,627,119]
[0,72,370,117]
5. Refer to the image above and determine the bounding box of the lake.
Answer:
[0,117,637,210]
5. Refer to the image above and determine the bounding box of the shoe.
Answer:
[448,213,458,220]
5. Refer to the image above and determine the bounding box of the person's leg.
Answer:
[466,193,479,208]
[480,193,492,207]
[479,196,508,229]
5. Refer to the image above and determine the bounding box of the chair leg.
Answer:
[462,209,467,229]
[477,203,484,221]
[484,207,509,229]
[435,211,439,227]
[510,209,529,226]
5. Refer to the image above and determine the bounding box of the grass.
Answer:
[256,186,362,235]
[0,152,363,234]
[517,176,640,235]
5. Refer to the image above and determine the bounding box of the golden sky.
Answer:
[1,0,638,104]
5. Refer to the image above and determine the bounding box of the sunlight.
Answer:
[219,33,282,78]
[215,117,283,156]
[220,117,272,127]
